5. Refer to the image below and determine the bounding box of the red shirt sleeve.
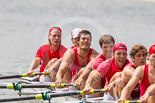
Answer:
[96,58,113,77]
[92,54,105,70]
[35,46,43,59]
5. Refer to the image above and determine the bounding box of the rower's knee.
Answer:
[49,58,58,66]
[46,58,58,69]
[115,78,126,98]
[113,72,121,79]
[116,78,125,88]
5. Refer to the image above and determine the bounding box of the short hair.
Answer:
[99,34,115,48]
[129,44,147,58]
[77,30,92,41]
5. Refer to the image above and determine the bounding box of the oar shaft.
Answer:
[21,84,50,88]
[0,72,45,79]
[0,96,36,102]
[0,74,22,79]
[48,91,81,98]
[0,85,7,88]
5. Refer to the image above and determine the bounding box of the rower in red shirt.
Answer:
[55,30,99,87]
[104,44,147,100]
[27,27,67,81]
[118,44,155,103]
[41,28,82,82]
[73,34,115,91]
[83,43,130,98]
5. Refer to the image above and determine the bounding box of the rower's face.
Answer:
[101,42,114,59]
[78,34,91,49]
[148,53,155,67]
[113,49,127,68]
[71,37,79,47]
[48,29,61,46]
[131,50,147,67]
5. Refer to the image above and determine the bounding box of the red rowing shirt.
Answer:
[125,63,140,99]
[139,64,151,96]
[92,53,106,87]
[96,58,130,85]
[35,44,67,72]
[92,53,106,70]
[70,48,93,78]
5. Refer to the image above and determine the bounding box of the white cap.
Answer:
[71,28,82,38]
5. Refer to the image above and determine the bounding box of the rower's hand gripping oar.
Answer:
[0,82,73,90]
[0,72,45,79]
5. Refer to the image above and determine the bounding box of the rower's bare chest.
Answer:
[78,55,88,67]
[148,72,155,84]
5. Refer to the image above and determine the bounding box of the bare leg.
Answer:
[147,96,155,103]
[107,72,122,100]
[63,68,72,83]
[45,58,58,70]
[115,78,126,99]
[45,58,60,82]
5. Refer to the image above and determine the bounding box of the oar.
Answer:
[0,89,104,102]
[0,90,140,103]
[0,72,45,79]
[115,101,140,103]
[124,101,140,103]
[85,99,140,103]
[0,83,73,90]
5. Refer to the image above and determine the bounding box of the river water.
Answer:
[0,0,155,102]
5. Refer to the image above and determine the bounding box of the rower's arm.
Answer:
[83,70,102,94]
[83,59,112,94]
[27,58,41,76]
[56,50,73,81]
[84,58,112,86]
[145,83,155,96]
[140,83,155,102]
[120,66,144,100]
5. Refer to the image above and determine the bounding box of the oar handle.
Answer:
[33,72,45,76]
[0,92,50,102]
[90,89,104,93]
[79,89,104,95]
[124,100,140,103]
[0,72,45,79]
[22,72,45,77]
